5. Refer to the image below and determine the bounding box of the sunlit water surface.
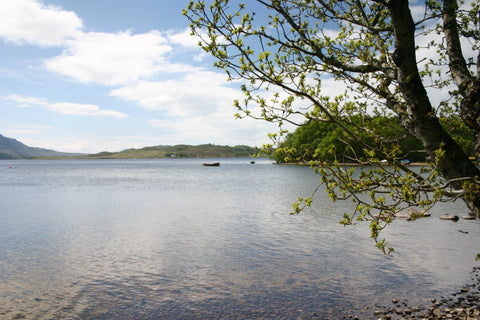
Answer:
[0,159,479,319]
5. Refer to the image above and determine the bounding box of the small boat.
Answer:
[203,162,220,167]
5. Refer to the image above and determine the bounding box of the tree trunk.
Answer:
[442,0,480,166]
[388,0,480,216]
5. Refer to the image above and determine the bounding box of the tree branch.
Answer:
[257,0,384,74]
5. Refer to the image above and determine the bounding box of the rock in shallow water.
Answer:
[439,214,460,221]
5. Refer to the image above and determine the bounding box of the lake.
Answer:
[0,158,479,319]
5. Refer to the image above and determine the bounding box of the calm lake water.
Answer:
[0,158,479,319]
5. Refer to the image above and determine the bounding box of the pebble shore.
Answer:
[368,266,480,320]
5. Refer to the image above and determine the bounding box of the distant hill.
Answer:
[0,134,82,159]
[84,144,258,159]
[0,134,258,159]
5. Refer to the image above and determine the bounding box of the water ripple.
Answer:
[0,159,478,319]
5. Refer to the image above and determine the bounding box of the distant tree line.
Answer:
[84,144,257,159]
[273,115,474,164]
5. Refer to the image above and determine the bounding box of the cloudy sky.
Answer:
[0,0,276,153]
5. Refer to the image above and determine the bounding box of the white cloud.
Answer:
[0,0,207,86]
[4,94,48,107]
[0,0,83,47]
[45,31,173,86]
[168,28,201,49]
[23,133,206,154]
[21,134,175,154]
[0,1,291,152]
[147,114,273,147]
[110,71,239,116]
[4,94,127,118]
[109,68,276,146]
[167,28,214,61]
[4,124,50,135]
[48,102,127,118]
[409,4,427,21]
[18,137,100,153]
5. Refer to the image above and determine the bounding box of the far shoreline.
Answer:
[276,161,429,166]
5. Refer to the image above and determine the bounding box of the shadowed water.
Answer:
[0,159,479,319]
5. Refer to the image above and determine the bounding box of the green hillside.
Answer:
[83,144,257,159]
[0,133,257,159]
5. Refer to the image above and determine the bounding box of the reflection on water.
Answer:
[0,159,479,319]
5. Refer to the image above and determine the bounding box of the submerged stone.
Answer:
[440,214,460,221]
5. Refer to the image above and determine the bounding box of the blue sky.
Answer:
[2,1,473,154]
[0,0,275,153]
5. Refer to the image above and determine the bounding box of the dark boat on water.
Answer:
[203,162,220,166]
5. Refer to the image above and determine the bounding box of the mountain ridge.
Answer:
[0,134,82,159]
[0,134,258,159]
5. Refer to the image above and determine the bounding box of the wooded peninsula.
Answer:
[80,144,256,159]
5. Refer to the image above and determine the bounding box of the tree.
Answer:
[184,0,480,253]
[273,115,428,163]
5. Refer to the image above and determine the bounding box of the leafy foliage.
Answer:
[274,115,474,164]
[273,116,429,163]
